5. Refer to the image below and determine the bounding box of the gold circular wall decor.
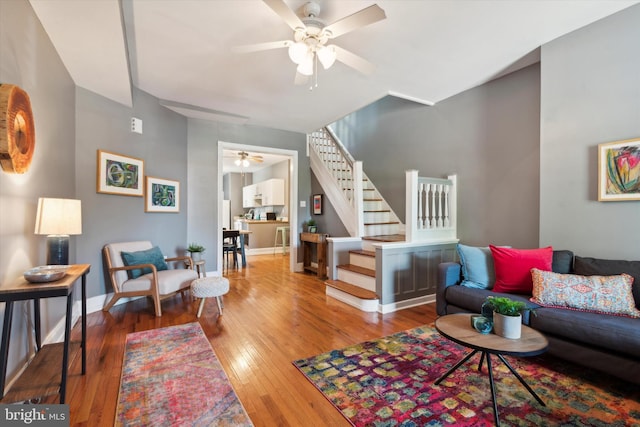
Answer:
[0,84,36,174]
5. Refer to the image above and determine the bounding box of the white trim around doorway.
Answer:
[218,141,298,273]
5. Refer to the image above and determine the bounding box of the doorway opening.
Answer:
[218,141,298,274]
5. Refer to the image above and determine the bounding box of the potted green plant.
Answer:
[306,218,317,233]
[187,243,205,261]
[484,296,536,339]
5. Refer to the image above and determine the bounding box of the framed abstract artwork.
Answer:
[145,176,180,213]
[313,194,323,215]
[96,150,144,196]
[598,138,640,201]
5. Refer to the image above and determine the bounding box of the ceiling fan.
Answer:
[226,151,264,168]
[232,0,386,85]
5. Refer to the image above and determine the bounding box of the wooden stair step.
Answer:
[362,234,405,243]
[364,209,391,213]
[325,280,378,300]
[349,249,375,258]
[336,264,375,277]
[364,221,400,226]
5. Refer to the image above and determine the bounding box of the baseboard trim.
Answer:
[378,294,436,314]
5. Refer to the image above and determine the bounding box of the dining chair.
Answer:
[222,229,240,272]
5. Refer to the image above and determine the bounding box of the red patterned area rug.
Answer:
[115,322,253,426]
[293,325,640,427]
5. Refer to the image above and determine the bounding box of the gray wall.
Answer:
[310,172,349,237]
[540,4,640,259]
[0,0,76,379]
[330,64,542,248]
[76,86,190,298]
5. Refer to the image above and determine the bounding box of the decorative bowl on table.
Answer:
[23,265,70,283]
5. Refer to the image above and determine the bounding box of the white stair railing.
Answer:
[406,171,457,242]
[308,129,364,237]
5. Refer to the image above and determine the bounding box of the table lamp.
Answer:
[34,198,82,265]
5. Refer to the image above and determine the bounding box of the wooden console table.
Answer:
[0,264,90,404]
[300,232,328,279]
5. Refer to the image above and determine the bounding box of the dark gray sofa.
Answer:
[436,250,640,385]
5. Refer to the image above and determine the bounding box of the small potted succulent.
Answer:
[187,243,205,261]
[484,296,537,339]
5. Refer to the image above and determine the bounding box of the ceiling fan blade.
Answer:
[231,40,291,54]
[333,45,375,75]
[294,71,310,86]
[323,4,386,39]
[250,156,264,163]
[263,0,305,31]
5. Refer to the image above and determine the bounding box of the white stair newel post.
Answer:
[405,170,418,242]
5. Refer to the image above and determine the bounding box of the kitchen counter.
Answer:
[238,220,290,252]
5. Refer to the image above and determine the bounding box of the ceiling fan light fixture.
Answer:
[297,54,314,76]
[288,42,308,64]
[317,45,337,69]
[242,159,250,167]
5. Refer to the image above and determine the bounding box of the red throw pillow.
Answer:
[490,245,553,294]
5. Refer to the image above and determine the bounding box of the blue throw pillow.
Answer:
[121,246,168,279]
[457,244,499,289]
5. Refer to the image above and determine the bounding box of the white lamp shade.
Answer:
[297,53,314,76]
[34,198,82,235]
[317,45,337,69]
[288,42,308,65]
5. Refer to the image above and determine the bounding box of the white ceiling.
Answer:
[222,149,290,174]
[30,0,638,135]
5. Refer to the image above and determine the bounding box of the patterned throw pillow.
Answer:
[531,268,640,318]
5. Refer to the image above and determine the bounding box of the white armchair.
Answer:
[102,241,198,316]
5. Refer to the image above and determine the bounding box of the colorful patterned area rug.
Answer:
[115,322,253,426]
[293,325,640,427]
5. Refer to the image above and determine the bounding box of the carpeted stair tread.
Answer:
[337,264,375,277]
[325,280,378,300]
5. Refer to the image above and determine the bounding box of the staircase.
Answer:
[308,127,405,312]
[325,249,378,311]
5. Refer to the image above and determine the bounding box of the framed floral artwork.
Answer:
[598,138,640,201]
[145,176,180,212]
[96,150,144,196]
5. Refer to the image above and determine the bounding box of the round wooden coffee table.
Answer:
[435,313,548,426]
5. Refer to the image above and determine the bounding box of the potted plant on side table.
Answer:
[187,243,205,262]
[305,219,317,233]
[484,296,537,339]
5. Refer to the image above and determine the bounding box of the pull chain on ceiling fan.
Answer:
[232,0,386,88]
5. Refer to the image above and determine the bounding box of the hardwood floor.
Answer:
[62,254,437,426]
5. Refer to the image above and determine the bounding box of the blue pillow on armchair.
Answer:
[121,246,168,279]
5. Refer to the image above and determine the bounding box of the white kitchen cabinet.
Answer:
[243,184,256,208]
[261,179,284,206]
[242,178,284,207]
